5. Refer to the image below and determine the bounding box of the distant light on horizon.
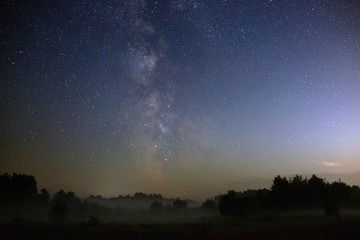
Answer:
[319,161,342,167]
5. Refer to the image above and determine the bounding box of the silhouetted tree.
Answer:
[0,172,37,204]
[202,198,217,211]
[134,192,146,198]
[219,190,257,216]
[255,189,270,208]
[289,175,308,204]
[0,173,11,204]
[172,198,188,211]
[329,180,352,204]
[308,175,327,204]
[52,190,81,206]
[218,190,238,216]
[150,201,163,213]
[37,188,50,203]
[50,190,82,221]
[270,175,290,205]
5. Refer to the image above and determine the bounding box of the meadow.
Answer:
[2,211,360,239]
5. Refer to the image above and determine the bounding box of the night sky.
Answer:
[1,0,360,200]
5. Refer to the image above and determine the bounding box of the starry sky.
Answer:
[1,0,360,200]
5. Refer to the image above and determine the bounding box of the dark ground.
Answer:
[2,212,360,240]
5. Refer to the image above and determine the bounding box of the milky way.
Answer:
[1,0,360,200]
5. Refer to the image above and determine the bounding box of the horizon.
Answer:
[43,171,360,202]
[1,1,360,203]
[5,170,360,202]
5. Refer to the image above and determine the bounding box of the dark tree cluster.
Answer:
[201,198,218,211]
[219,175,360,217]
[0,172,116,223]
[0,172,47,204]
[149,201,164,213]
[0,172,197,222]
[0,172,50,221]
[270,175,359,207]
[148,198,190,215]
[88,192,164,202]
[87,192,197,213]
[87,192,165,207]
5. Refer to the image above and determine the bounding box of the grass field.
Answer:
[2,211,360,239]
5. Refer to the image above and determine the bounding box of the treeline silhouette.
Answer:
[87,192,196,210]
[218,174,360,218]
[90,192,164,201]
[1,172,360,223]
[0,172,206,223]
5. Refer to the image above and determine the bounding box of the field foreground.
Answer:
[2,212,360,240]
